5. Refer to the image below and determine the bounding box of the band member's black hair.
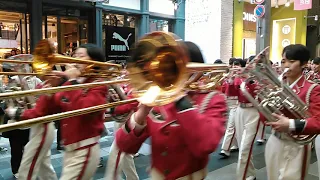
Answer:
[78,44,106,71]
[248,55,256,62]
[313,57,320,65]
[78,44,106,62]
[229,57,236,65]
[184,41,205,63]
[214,59,223,64]
[239,59,246,67]
[233,59,240,66]
[282,44,310,65]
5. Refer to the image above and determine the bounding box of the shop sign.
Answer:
[294,0,312,10]
[105,26,135,64]
[243,12,257,23]
[243,2,257,32]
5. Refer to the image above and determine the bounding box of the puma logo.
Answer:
[112,32,132,50]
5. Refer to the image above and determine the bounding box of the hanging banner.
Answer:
[294,0,312,10]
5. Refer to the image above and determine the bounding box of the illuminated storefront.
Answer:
[270,4,307,62]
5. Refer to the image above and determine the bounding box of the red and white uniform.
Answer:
[15,78,58,180]
[228,77,260,180]
[266,76,320,180]
[116,90,227,179]
[17,78,107,180]
[105,86,139,180]
[220,80,238,154]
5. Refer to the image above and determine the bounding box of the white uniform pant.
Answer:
[314,136,320,178]
[60,143,100,180]
[265,134,311,180]
[234,107,260,180]
[221,107,238,151]
[105,121,139,180]
[256,122,266,141]
[18,122,57,180]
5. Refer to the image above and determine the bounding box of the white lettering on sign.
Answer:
[300,0,310,4]
[111,45,127,52]
[243,12,257,22]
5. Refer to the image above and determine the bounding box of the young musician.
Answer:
[6,75,58,180]
[219,59,241,158]
[7,44,108,179]
[105,83,140,180]
[115,41,228,179]
[229,56,260,180]
[264,44,320,180]
[308,57,320,82]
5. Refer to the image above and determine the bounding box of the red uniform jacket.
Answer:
[20,78,107,147]
[112,93,138,115]
[286,77,320,134]
[116,91,227,179]
[226,77,256,103]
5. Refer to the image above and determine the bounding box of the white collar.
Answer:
[288,75,303,89]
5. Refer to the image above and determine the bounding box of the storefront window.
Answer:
[42,16,88,55]
[149,19,172,32]
[0,11,29,57]
[102,13,136,28]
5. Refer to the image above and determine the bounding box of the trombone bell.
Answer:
[127,32,189,106]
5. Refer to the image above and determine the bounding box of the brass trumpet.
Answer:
[0,32,229,132]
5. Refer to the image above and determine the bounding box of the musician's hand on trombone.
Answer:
[266,113,290,132]
[64,64,81,80]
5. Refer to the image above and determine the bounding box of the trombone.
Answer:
[0,40,122,77]
[0,31,229,132]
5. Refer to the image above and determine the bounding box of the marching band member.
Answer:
[230,56,260,180]
[7,44,108,179]
[308,57,320,82]
[115,42,228,180]
[265,44,320,180]
[6,75,58,180]
[105,82,140,180]
[219,59,241,158]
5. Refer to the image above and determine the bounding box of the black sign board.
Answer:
[104,26,135,65]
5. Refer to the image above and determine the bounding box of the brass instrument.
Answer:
[0,40,122,77]
[0,31,228,132]
[240,47,317,145]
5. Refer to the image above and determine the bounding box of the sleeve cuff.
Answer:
[289,119,296,132]
[294,119,306,133]
[69,79,79,85]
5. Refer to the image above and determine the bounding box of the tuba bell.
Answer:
[239,47,317,145]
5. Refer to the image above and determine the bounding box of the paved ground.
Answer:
[0,122,318,180]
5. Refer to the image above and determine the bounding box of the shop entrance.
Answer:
[42,16,88,55]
